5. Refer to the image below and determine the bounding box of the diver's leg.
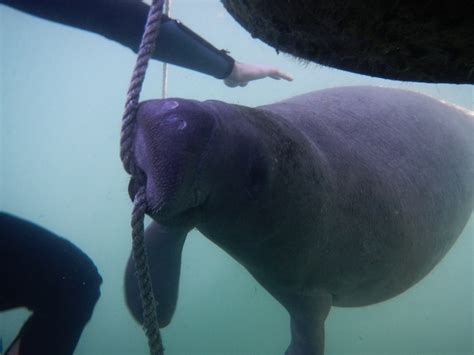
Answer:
[285,289,332,355]
[5,282,100,355]
[124,221,189,327]
[0,213,102,355]
[9,294,100,355]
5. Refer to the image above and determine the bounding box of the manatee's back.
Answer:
[259,85,474,212]
[259,86,473,305]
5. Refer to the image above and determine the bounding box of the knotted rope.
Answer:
[120,0,165,354]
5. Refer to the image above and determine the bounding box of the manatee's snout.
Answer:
[129,98,216,221]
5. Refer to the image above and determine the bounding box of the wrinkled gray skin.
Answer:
[124,86,474,355]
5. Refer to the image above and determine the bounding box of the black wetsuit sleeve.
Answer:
[1,0,235,79]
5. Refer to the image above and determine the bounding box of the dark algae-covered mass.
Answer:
[124,86,474,355]
[222,0,474,84]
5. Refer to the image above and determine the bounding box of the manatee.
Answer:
[124,86,474,355]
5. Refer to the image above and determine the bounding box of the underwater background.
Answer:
[0,0,472,354]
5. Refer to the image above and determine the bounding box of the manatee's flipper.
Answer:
[285,290,332,355]
[124,221,189,327]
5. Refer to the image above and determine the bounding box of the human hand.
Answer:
[224,61,293,87]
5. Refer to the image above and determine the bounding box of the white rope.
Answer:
[162,0,171,98]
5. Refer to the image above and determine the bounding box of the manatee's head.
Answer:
[129,98,217,225]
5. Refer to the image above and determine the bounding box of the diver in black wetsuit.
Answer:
[0,0,293,87]
[0,1,292,354]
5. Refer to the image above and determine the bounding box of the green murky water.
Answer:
[1,1,472,354]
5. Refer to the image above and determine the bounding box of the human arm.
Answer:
[1,0,292,85]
